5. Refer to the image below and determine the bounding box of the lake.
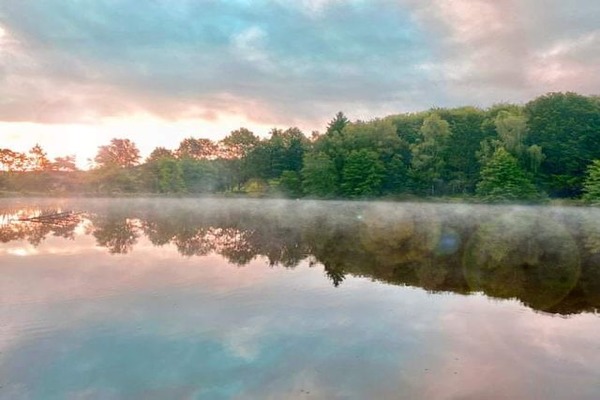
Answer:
[1,198,599,399]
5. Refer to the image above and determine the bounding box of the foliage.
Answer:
[0,148,27,171]
[436,107,487,194]
[176,138,218,160]
[410,113,452,195]
[146,147,175,163]
[341,149,385,197]
[326,111,349,135]
[156,158,186,193]
[220,128,259,159]
[476,147,540,202]
[301,152,337,197]
[52,155,78,172]
[279,170,302,197]
[494,111,528,156]
[95,138,141,168]
[525,92,600,197]
[180,158,220,193]
[582,160,600,202]
[28,144,52,171]
[2,92,599,201]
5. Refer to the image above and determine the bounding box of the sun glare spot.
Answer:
[7,247,35,257]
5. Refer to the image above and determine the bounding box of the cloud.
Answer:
[528,31,600,92]
[0,0,431,127]
[408,0,600,104]
[0,0,598,132]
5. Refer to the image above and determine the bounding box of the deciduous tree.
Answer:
[582,160,600,202]
[301,152,337,197]
[28,144,51,171]
[52,155,78,171]
[95,139,141,168]
[146,147,175,163]
[526,92,600,196]
[410,114,452,195]
[176,138,218,160]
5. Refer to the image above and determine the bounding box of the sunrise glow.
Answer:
[1,1,598,168]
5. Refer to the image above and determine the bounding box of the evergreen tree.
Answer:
[476,147,540,201]
[326,111,349,135]
[340,149,385,197]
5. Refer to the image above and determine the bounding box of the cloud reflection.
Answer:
[1,199,600,399]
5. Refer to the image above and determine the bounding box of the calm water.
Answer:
[1,198,600,399]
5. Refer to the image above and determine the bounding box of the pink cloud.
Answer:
[527,31,600,93]
[422,295,600,399]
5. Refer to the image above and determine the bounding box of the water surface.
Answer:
[1,199,599,399]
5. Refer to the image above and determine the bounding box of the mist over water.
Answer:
[1,198,600,399]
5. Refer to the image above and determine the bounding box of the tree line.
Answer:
[2,91,600,201]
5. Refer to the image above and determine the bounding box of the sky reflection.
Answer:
[1,199,600,399]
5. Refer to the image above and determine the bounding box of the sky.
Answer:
[0,0,599,167]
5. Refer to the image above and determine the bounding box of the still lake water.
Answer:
[1,198,600,399]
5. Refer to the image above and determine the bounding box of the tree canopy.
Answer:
[476,147,540,202]
[1,92,599,202]
[95,139,141,168]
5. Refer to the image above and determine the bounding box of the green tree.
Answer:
[341,149,385,197]
[301,152,337,197]
[494,111,528,156]
[279,170,302,197]
[494,111,544,174]
[157,158,186,193]
[268,127,308,177]
[220,128,259,159]
[219,128,260,190]
[410,113,452,195]
[582,160,600,202]
[326,111,349,135]
[245,128,308,182]
[317,118,407,195]
[525,92,600,197]
[436,107,487,194]
[180,158,219,193]
[476,147,540,201]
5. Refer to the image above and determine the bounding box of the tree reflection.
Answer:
[0,208,81,246]
[90,214,139,254]
[2,202,600,315]
[464,212,581,310]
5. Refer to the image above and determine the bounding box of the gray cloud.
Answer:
[0,0,598,128]
[408,0,600,105]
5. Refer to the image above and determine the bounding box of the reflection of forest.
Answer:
[2,201,600,315]
[0,208,81,245]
